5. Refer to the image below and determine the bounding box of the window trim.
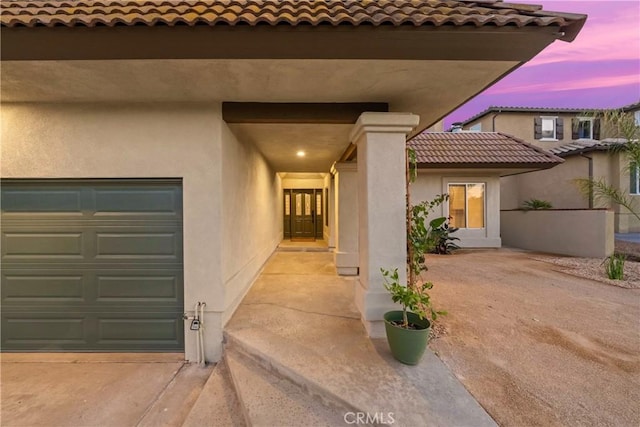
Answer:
[540,116,558,141]
[631,164,640,195]
[576,116,594,140]
[446,182,486,229]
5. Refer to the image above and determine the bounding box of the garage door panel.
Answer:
[97,275,180,302]
[2,316,88,346]
[98,317,181,344]
[1,179,184,352]
[94,189,179,215]
[96,232,179,259]
[2,273,85,302]
[1,189,84,213]
[3,232,85,259]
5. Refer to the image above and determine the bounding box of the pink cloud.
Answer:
[488,74,639,95]
[525,1,640,66]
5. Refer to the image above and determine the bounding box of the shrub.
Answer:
[603,253,626,280]
[522,199,553,210]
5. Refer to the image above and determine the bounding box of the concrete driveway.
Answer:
[428,249,640,427]
[0,353,212,427]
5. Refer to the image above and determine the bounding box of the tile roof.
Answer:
[0,0,586,41]
[408,131,563,168]
[548,139,624,157]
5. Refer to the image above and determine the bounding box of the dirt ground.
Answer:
[427,249,640,427]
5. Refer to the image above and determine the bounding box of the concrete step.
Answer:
[136,362,214,427]
[225,348,347,427]
[224,326,496,427]
[182,362,245,427]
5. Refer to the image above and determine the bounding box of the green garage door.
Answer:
[1,179,184,352]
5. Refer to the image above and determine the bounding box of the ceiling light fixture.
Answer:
[296,151,306,157]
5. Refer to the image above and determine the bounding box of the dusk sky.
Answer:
[444,0,640,128]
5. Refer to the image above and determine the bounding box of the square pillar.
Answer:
[350,112,419,337]
[332,161,359,275]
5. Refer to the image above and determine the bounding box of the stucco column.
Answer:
[351,112,419,337]
[332,161,359,275]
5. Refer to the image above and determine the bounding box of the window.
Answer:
[634,111,640,127]
[631,165,640,195]
[576,117,593,139]
[448,183,485,229]
[535,116,562,140]
[469,123,482,132]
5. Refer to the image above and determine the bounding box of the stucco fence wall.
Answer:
[501,209,614,258]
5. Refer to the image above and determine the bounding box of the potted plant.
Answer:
[380,148,447,365]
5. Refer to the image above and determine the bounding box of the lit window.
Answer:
[631,165,640,195]
[448,183,485,229]
[541,117,556,139]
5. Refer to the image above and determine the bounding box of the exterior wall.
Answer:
[509,155,593,209]
[465,112,589,150]
[501,210,614,258]
[220,121,282,327]
[413,171,501,247]
[281,177,325,189]
[1,102,225,361]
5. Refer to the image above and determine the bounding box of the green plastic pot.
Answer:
[383,310,431,365]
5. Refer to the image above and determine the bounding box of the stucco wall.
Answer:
[220,121,282,326]
[501,209,614,258]
[510,155,592,210]
[1,102,225,361]
[413,171,501,247]
[466,112,587,150]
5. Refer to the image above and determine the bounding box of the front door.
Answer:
[291,190,315,239]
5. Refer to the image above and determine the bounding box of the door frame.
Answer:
[283,188,323,240]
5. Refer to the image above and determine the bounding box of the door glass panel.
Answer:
[305,194,311,216]
[295,193,302,216]
[285,194,290,215]
[316,194,322,216]
[467,184,485,228]
[448,185,466,228]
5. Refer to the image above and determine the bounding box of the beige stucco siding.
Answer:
[220,121,282,325]
[1,102,225,361]
[413,171,501,247]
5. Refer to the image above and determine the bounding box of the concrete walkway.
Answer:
[224,251,495,427]
[0,353,216,427]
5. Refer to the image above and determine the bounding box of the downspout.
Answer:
[491,109,502,132]
[580,153,594,208]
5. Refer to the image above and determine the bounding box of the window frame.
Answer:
[446,182,486,229]
[576,116,594,139]
[631,164,640,195]
[540,116,558,141]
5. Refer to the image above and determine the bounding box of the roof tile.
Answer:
[408,131,563,167]
[0,0,586,41]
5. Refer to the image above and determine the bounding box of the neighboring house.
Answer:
[408,132,563,248]
[460,104,640,232]
[0,0,586,361]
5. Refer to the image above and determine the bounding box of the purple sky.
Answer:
[444,0,640,129]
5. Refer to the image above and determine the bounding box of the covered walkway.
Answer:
[223,251,494,426]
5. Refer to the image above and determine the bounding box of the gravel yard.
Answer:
[427,249,640,427]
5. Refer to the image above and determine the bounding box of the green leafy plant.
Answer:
[522,199,553,210]
[602,253,626,280]
[430,217,460,254]
[574,107,640,222]
[380,148,448,329]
